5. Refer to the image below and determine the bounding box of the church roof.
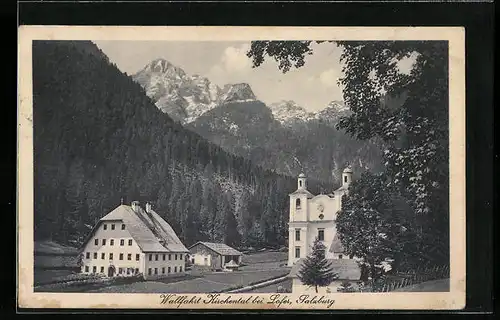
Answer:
[288,258,361,280]
[343,166,353,173]
[189,242,242,256]
[290,188,315,198]
[329,232,345,253]
[81,204,189,253]
[298,173,306,178]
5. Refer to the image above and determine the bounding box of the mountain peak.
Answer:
[142,58,186,78]
[269,100,313,124]
[220,83,257,103]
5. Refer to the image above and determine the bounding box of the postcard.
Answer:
[18,26,465,310]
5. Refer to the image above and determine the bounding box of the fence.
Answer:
[378,264,450,292]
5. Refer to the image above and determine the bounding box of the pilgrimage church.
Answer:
[287,165,354,266]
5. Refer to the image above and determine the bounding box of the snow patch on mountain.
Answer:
[133,59,258,124]
[269,100,315,124]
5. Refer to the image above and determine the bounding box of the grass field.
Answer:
[34,250,291,293]
[88,268,289,293]
[245,279,293,293]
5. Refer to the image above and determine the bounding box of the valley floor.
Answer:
[35,251,291,293]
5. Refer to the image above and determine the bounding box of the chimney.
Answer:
[145,202,152,213]
[131,201,140,212]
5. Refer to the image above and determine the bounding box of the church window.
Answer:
[318,229,325,241]
[296,198,301,209]
[295,247,300,258]
[295,229,301,241]
[299,181,302,187]
[344,176,347,183]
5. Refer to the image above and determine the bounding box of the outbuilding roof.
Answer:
[189,242,242,256]
[81,204,188,253]
[288,258,361,280]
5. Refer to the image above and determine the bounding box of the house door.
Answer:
[108,265,115,277]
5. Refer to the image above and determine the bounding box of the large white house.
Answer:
[79,201,189,280]
[287,166,354,266]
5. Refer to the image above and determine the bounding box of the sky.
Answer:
[94,41,346,112]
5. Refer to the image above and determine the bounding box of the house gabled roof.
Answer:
[189,242,242,256]
[288,258,361,280]
[81,205,188,253]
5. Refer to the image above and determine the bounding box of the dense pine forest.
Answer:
[33,41,330,249]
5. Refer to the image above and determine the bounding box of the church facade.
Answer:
[287,166,354,267]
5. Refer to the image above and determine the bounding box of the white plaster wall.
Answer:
[144,252,186,279]
[81,219,143,276]
[192,253,212,266]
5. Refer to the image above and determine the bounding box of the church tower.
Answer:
[342,165,353,189]
[288,172,313,266]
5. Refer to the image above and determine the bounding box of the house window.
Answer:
[149,254,152,261]
[179,266,182,272]
[135,268,139,274]
[92,266,97,273]
[120,239,124,246]
[296,198,301,209]
[155,254,159,261]
[119,253,124,260]
[110,239,114,246]
[101,253,105,260]
[295,247,300,258]
[94,239,98,245]
[148,268,152,275]
[128,239,132,246]
[339,254,343,259]
[127,254,132,261]
[86,252,90,259]
[93,252,97,259]
[162,267,165,274]
[85,266,89,272]
[168,267,171,273]
[162,254,166,261]
[174,266,177,273]
[127,268,131,275]
[168,254,172,260]
[103,224,107,230]
[180,254,183,260]
[295,229,301,241]
[121,224,126,230]
[111,224,115,230]
[136,254,140,261]
[154,268,158,275]
[109,253,113,260]
[100,266,104,273]
[349,254,354,259]
[175,254,177,261]
[102,239,106,245]
[318,229,325,241]
[204,257,208,264]
[118,267,123,274]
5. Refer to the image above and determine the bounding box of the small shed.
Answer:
[289,258,361,293]
[188,242,242,271]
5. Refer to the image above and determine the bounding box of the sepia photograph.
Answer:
[17,26,466,310]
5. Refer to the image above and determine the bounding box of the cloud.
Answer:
[210,43,252,77]
[319,68,340,88]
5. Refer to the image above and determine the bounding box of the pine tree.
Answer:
[297,237,339,293]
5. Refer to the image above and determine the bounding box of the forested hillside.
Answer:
[33,41,327,249]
